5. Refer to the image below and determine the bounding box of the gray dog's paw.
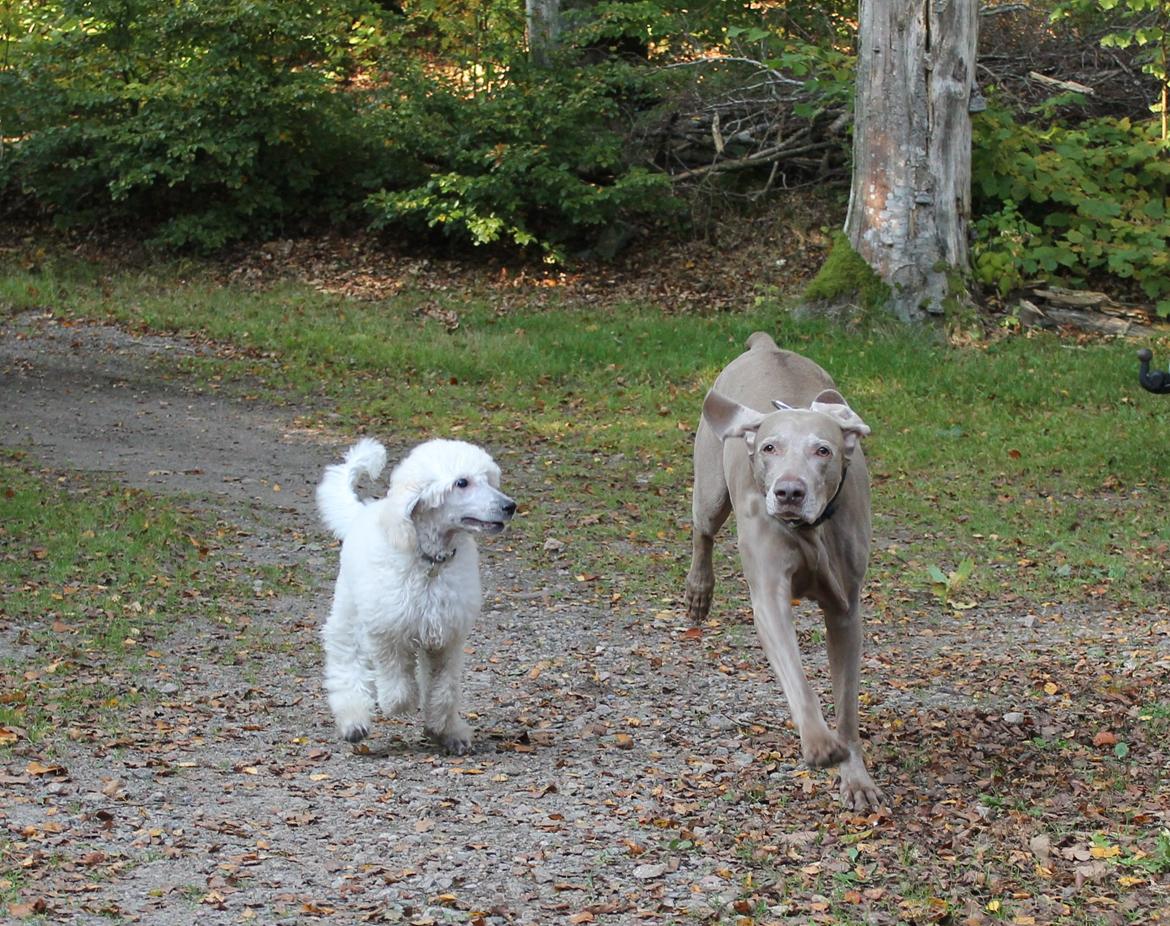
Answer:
[683,583,713,623]
[802,735,850,769]
[839,775,885,812]
[343,724,369,743]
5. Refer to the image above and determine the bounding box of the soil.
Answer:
[2,310,1168,925]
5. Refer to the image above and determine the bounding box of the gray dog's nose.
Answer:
[774,480,806,504]
[502,499,517,517]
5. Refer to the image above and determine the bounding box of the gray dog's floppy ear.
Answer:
[703,390,767,450]
[809,388,870,453]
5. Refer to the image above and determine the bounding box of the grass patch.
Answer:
[0,452,241,749]
[2,254,1169,610]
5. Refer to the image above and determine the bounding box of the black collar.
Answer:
[420,546,456,572]
[786,464,849,530]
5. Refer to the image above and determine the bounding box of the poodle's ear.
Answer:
[410,480,450,516]
[381,477,449,550]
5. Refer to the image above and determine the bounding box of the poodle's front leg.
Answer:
[321,590,375,743]
[420,639,472,755]
[369,633,420,719]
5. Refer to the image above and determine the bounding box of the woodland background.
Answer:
[1,0,1169,317]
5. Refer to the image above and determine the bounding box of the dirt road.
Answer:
[3,311,1167,925]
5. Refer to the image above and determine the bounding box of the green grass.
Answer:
[3,254,1170,609]
[0,452,240,748]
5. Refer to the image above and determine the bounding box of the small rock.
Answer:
[633,863,668,880]
[1002,711,1025,725]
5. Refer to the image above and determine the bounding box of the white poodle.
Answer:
[316,437,516,754]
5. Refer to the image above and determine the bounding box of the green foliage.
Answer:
[926,558,975,608]
[365,62,680,259]
[0,0,395,251]
[972,107,1170,315]
[1053,0,1170,135]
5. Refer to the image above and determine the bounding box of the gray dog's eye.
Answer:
[762,443,775,453]
[455,478,469,489]
[816,446,832,457]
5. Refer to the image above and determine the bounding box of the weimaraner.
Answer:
[685,331,882,810]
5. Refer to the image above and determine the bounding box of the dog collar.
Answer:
[787,464,849,530]
[420,546,456,573]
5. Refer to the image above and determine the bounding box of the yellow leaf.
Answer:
[987,900,1002,912]
[1043,681,1059,695]
[1090,844,1121,859]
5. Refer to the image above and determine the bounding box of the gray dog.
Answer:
[685,332,882,810]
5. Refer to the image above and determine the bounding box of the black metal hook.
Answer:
[1137,348,1170,394]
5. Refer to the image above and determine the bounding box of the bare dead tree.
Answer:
[844,0,979,322]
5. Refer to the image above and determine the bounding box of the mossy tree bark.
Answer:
[844,0,979,322]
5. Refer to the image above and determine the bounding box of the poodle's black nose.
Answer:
[502,500,517,517]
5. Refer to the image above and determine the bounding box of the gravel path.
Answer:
[0,312,810,924]
[3,311,1167,925]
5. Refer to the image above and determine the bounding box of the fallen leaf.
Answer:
[25,761,66,777]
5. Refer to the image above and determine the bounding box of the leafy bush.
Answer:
[365,62,680,260]
[972,107,1170,314]
[1,0,395,251]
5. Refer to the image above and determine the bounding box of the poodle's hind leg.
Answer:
[321,589,375,743]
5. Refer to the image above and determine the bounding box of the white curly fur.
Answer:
[317,437,515,754]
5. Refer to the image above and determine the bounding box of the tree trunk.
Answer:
[526,0,561,67]
[844,0,979,322]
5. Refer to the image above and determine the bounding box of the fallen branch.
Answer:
[1016,299,1163,337]
[1027,70,1095,95]
[670,139,839,183]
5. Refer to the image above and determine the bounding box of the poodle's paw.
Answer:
[329,690,373,745]
[426,723,474,756]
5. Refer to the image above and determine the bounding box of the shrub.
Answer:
[365,62,681,260]
[972,107,1170,315]
[1,0,395,251]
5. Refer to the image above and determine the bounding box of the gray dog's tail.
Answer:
[316,437,387,541]
[745,331,779,352]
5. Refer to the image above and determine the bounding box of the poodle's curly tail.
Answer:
[316,437,387,540]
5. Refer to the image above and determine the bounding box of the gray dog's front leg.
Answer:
[824,601,883,810]
[744,555,849,770]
